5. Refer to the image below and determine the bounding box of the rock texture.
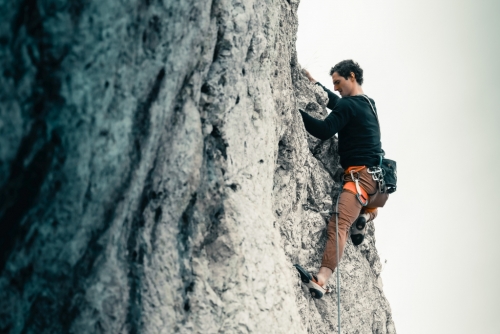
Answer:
[0,0,395,333]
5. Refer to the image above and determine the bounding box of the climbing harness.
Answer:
[334,194,341,334]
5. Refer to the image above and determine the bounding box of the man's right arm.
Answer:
[315,82,339,110]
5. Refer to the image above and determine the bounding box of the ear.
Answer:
[349,72,356,81]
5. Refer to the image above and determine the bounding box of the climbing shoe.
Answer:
[350,215,367,246]
[293,264,329,299]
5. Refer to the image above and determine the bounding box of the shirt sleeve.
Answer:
[315,82,339,110]
[299,99,351,140]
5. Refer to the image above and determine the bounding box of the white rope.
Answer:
[335,194,341,334]
[359,94,381,137]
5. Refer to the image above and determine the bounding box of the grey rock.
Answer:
[0,0,395,333]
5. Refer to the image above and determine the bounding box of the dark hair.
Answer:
[329,60,364,85]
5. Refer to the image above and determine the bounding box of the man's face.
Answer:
[332,72,355,97]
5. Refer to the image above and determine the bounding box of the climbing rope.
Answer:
[334,194,341,334]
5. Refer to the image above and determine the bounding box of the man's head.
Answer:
[329,60,363,97]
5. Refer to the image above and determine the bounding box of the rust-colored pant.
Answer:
[321,166,389,271]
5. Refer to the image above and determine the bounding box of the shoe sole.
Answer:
[351,234,364,245]
[309,285,324,299]
[355,216,366,230]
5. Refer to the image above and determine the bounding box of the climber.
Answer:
[294,60,389,299]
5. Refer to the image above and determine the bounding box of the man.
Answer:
[294,60,389,299]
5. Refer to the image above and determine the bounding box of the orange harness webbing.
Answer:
[343,182,368,201]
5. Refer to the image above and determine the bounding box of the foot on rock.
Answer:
[293,264,329,299]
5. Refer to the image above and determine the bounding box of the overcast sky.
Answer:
[296,1,500,333]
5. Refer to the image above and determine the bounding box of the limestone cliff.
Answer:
[0,0,395,333]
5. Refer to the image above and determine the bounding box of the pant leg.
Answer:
[321,167,385,271]
[321,190,362,271]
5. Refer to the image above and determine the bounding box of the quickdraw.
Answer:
[367,166,386,193]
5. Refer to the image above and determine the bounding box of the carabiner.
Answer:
[351,170,368,206]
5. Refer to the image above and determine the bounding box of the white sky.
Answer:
[297,1,500,333]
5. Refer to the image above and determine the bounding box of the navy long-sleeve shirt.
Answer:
[300,82,384,168]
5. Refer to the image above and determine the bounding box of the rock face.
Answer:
[0,0,395,333]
